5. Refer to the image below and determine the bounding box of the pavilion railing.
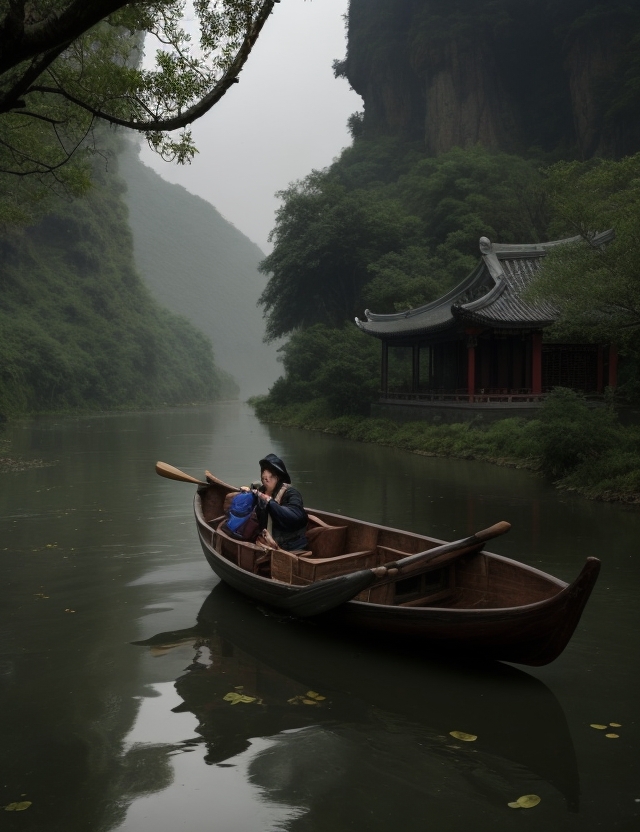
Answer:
[380,389,547,404]
[381,389,604,404]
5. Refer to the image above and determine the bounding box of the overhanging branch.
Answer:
[26,0,279,133]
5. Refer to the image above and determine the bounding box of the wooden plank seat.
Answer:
[271,547,380,586]
[305,522,348,559]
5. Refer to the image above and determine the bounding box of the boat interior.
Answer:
[198,485,563,610]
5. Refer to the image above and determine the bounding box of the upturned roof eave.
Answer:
[355,316,460,340]
[361,260,487,324]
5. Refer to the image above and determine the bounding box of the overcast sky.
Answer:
[139,0,361,253]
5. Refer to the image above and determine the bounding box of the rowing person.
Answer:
[243,454,308,551]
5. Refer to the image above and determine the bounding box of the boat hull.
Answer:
[194,488,600,666]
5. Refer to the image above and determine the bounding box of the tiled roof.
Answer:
[355,231,614,340]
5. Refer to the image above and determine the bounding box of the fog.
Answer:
[139,0,361,252]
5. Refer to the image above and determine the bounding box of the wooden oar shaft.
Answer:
[291,521,512,617]
[386,521,511,575]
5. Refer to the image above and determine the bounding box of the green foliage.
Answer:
[260,142,550,336]
[0,146,236,418]
[532,388,622,479]
[528,154,640,352]
[0,1,278,212]
[257,325,379,417]
[395,145,550,253]
[259,175,420,339]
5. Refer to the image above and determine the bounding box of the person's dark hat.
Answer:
[259,453,291,484]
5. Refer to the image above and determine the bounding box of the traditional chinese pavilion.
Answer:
[356,232,617,422]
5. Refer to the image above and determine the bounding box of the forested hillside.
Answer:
[119,143,280,399]
[0,143,237,419]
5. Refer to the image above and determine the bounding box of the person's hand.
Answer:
[240,486,250,492]
[259,493,272,504]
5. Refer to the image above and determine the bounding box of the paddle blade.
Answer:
[156,461,208,486]
[474,521,511,542]
[280,569,377,618]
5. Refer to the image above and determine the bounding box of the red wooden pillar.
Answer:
[467,335,476,402]
[608,344,618,389]
[532,332,542,394]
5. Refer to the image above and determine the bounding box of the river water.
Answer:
[0,403,637,831]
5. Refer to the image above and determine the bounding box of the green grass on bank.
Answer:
[250,389,640,504]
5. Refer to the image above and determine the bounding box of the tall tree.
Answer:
[259,172,421,340]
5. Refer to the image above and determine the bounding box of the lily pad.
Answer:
[609,723,622,728]
[605,733,619,739]
[449,731,477,742]
[223,692,257,705]
[4,802,32,812]
[515,794,541,808]
[590,724,608,729]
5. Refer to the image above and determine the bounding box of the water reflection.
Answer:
[135,583,580,829]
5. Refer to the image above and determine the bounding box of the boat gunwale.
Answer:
[194,491,583,617]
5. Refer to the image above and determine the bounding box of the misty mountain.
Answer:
[119,143,281,399]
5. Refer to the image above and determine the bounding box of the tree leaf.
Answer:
[516,794,541,808]
[4,802,32,811]
[223,692,256,705]
[449,731,477,742]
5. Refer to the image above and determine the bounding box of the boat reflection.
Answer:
[136,583,580,812]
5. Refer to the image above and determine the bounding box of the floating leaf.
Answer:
[288,693,324,706]
[305,690,326,701]
[64,609,76,613]
[590,724,608,730]
[609,723,622,728]
[4,802,32,812]
[605,733,619,739]
[223,692,256,705]
[507,802,523,809]
[449,731,477,742]
[516,794,541,808]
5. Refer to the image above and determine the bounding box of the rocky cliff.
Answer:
[341,0,640,159]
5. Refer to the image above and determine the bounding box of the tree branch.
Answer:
[26,0,279,133]
[0,0,130,75]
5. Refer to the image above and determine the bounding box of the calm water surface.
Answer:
[0,403,638,831]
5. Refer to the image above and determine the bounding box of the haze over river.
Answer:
[1,404,638,831]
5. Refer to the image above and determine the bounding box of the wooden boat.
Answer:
[183,468,601,667]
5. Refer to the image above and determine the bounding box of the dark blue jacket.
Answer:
[256,484,308,551]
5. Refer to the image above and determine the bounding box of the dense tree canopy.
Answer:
[0,0,278,214]
[528,153,640,354]
[258,142,551,338]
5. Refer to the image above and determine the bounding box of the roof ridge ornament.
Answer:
[479,236,492,254]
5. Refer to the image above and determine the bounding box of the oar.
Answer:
[281,521,511,618]
[155,461,209,486]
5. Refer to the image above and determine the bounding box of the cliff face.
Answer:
[343,0,640,158]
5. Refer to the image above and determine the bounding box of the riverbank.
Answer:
[251,395,640,505]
